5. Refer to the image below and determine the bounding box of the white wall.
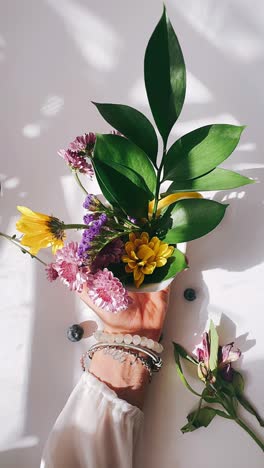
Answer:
[0,0,263,467]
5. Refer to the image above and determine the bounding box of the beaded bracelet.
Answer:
[81,344,154,381]
[84,342,163,372]
[93,331,164,353]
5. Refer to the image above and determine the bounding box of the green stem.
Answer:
[152,147,166,220]
[63,224,88,230]
[235,417,264,452]
[74,171,88,194]
[0,232,47,266]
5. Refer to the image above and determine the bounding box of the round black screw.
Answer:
[184,288,196,301]
[67,324,84,342]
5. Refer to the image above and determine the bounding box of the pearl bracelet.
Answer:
[80,344,155,381]
[93,331,164,353]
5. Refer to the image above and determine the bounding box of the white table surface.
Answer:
[0,1,263,466]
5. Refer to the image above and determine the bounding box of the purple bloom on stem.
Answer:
[83,213,95,225]
[83,194,100,211]
[58,149,94,176]
[86,268,129,312]
[69,132,96,153]
[78,214,108,261]
[91,238,124,272]
[127,215,137,224]
[218,343,241,382]
[195,332,241,383]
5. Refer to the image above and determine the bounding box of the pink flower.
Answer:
[53,241,89,292]
[46,263,59,282]
[58,149,94,176]
[86,268,129,313]
[194,332,241,383]
[69,132,96,153]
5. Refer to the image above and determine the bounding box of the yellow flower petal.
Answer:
[156,257,167,267]
[16,205,65,254]
[135,273,145,288]
[17,205,51,221]
[129,232,136,242]
[137,245,155,261]
[142,262,156,275]
[133,266,143,281]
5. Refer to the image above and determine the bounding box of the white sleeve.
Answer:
[40,371,144,468]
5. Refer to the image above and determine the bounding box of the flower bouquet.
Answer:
[0,7,254,312]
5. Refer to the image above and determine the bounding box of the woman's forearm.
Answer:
[89,349,150,409]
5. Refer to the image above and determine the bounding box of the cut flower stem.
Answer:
[0,232,47,266]
[73,171,88,194]
[235,417,264,451]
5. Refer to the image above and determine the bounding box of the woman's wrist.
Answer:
[89,348,150,410]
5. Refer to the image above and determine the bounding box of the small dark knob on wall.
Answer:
[184,288,196,301]
[67,324,84,342]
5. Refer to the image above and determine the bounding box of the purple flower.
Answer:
[91,238,124,272]
[83,194,101,211]
[83,213,95,225]
[86,268,129,312]
[218,343,241,382]
[58,132,96,176]
[58,149,94,176]
[195,332,241,383]
[69,132,96,154]
[78,214,108,261]
[127,215,137,224]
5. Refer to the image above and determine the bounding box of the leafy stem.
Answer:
[152,146,167,220]
[235,417,264,451]
[0,232,47,266]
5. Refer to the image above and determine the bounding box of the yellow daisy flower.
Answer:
[16,206,66,255]
[122,232,174,288]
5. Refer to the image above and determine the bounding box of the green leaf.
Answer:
[209,320,219,372]
[92,159,149,218]
[162,198,228,243]
[202,387,222,404]
[107,160,153,197]
[93,103,158,165]
[142,247,187,284]
[232,371,244,396]
[173,343,202,397]
[173,343,198,365]
[165,168,255,193]
[163,124,245,181]
[94,134,156,196]
[237,394,264,427]
[144,6,186,144]
[181,407,218,433]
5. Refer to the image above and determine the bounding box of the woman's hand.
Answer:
[79,285,170,341]
[78,286,171,409]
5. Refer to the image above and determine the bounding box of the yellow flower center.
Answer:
[122,232,174,288]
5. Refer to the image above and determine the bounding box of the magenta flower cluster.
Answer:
[46,241,89,292]
[58,132,95,176]
[86,268,129,313]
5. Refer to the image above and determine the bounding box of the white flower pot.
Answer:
[126,242,187,293]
